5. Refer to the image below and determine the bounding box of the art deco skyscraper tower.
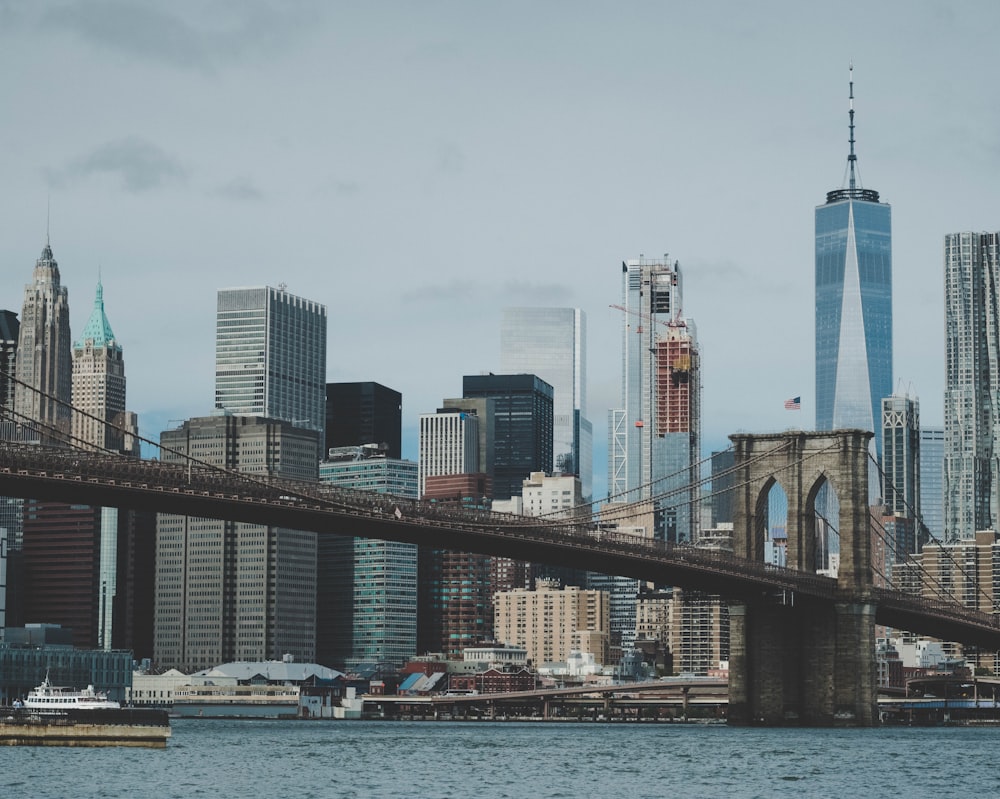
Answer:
[14,242,72,441]
[815,68,892,455]
[72,278,137,454]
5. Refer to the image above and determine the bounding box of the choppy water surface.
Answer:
[4,720,1000,799]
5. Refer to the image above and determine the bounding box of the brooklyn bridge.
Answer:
[1,426,999,726]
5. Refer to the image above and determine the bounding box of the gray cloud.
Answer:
[40,0,322,71]
[317,178,361,197]
[213,176,263,201]
[685,257,798,297]
[47,136,185,192]
[401,279,573,307]
[434,142,465,176]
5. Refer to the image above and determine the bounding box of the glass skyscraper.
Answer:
[919,427,944,542]
[215,286,327,438]
[0,310,18,426]
[318,449,417,670]
[462,373,554,502]
[0,311,21,557]
[500,308,592,500]
[881,394,920,561]
[943,232,1000,540]
[881,395,919,517]
[325,381,402,459]
[609,257,700,544]
[815,69,892,456]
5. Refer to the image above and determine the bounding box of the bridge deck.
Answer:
[2,443,999,647]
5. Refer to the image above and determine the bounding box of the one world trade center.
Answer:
[815,66,892,458]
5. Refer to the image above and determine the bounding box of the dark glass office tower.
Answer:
[462,374,554,501]
[815,68,892,456]
[325,381,402,459]
[0,310,18,420]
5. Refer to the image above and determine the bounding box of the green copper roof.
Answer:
[75,279,119,350]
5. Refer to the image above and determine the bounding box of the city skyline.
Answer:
[2,3,999,502]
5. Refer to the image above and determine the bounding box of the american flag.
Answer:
[784,396,801,410]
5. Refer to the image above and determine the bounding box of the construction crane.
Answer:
[608,304,686,334]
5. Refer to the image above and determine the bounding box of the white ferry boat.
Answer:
[23,675,121,712]
[3,673,171,747]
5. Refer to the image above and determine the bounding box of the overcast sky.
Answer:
[2,1,998,500]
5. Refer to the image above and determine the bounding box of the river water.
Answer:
[4,719,999,798]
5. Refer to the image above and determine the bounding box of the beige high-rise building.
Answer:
[71,279,138,454]
[918,530,998,613]
[70,278,141,651]
[155,415,320,672]
[666,588,730,676]
[521,471,584,518]
[913,530,1000,671]
[493,579,609,667]
[14,242,72,443]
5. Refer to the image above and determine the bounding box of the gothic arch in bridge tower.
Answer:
[728,429,877,727]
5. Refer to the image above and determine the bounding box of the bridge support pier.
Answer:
[728,430,879,727]
[728,596,877,726]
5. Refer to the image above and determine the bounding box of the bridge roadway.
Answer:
[2,443,999,648]
[363,677,729,720]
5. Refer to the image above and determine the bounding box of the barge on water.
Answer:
[0,706,171,747]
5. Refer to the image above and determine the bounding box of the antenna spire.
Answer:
[825,62,879,205]
[848,62,857,191]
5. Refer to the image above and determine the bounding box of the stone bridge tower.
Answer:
[728,429,877,726]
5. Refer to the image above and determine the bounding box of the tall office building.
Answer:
[880,395,921,568]
[437,398,495,485]
[501,308,593,499]
[492,471,588,593]
[155,415,320,671]
[462,373,554,501]
[0,310,18,427]
[0,525,5,630]
[215,286,327,438]
[14,242,72,443]
[943,232,1000,540]
[609,257,701,544]
[589,501,657,653]
[318,446,417,670]
[920,427,944,543]
[67,278,145,651]
[0,311,22,555]
[710,449,736,527]
[881,395,920,517]
[417,409,482,498]
[417,407,490,659]
[72,279,137,454]
[11,243,103,652]
[815,68,892,455]
[21,500,103,649]
[325,381,402,459]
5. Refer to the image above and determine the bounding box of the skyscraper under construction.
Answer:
[608,257,700,545]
